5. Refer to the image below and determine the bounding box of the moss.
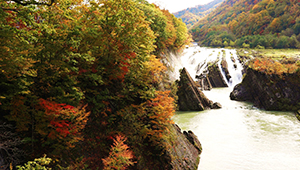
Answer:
[194,156,200,170]
[296,112,300,121]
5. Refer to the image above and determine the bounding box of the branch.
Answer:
[1,7,19,12]
[11,0,55,6]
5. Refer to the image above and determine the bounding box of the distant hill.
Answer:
[190,0,300,49]
[173,0,225,29]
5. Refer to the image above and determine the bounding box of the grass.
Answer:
[255,49,300,60]
[236,48,300,62]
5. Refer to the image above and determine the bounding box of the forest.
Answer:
[174,0,224,29]
[190,0,300,49]
[0,0,190,169]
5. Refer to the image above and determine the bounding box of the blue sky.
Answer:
[147,0,215,13]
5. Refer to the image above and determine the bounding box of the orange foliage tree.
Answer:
[250,57,298,75]
[0,0,189,168]
[102,135,136,170]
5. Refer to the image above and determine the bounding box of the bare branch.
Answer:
[0,122,24,169]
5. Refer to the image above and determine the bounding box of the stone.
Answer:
[220,58,231,82]
[295,110,300,121]
[230,67,300,111]
[207,62,228,87]
[167,124,202,170]
[211,102,222,109]
[177,68,221,111]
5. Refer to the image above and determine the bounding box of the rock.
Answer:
[230,83,252,101]
[230,67,300,111]
[183,130,202,153]
[196,74,212,91]
[177,68,221,111]
[167,124,202,170]
[136,124,202,170]
[207,62,228,87]
[220,58,231,82]
[295,110,300,121]
[211,102,222,109]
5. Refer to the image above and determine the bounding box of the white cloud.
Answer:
[147,0,214,13]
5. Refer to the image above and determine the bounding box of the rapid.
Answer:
[171,45,300,170]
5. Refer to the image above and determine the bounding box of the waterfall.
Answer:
[224,49,243,87]
[169,45,243,88]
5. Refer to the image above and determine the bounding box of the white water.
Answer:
[170,45,243,88]
[171,46,300,170]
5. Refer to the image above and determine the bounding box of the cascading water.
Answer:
[171,45,300,170]
[169,45,243,87]
[224,49,243,87]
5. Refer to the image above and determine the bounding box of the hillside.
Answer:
[173,0,225,29]
[191,0,300,49]
[0,0,193,169]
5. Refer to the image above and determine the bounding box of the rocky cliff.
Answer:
[230,67,300,111]
[177,68,222,111]
[166,124,202,170]
[140,123,202,170]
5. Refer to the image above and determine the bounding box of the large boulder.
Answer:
[230,67,300,111]
[207,62,228,87]
[177,67,222,111]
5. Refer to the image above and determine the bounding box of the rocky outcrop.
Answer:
[166,124,202,170]
[295,110,300,121]
[230,68,300,111]
[196,74,212,91]
[207,62,228,87]
[220,58,231,82]
[177,67,222,111]
[137,123,202,170]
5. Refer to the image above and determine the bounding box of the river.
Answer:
[171,46,300,170]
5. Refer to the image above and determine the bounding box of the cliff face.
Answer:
[230,68,300,111]
[167,124,202,170]
[177,68,222,111]
[207,62,228,88]
[138,124,202,170]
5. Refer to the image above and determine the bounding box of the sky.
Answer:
[146,0,215,13]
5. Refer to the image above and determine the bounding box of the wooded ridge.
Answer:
[190,0,300,49]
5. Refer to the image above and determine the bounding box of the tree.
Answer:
[102,135,135,170]
[0,0,188,168]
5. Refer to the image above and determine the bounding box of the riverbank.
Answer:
[231,48,300,112]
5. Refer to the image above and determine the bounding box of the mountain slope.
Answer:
[174,0,225,29]
[191,0,300,48]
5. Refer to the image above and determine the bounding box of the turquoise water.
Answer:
[173,88,300,170]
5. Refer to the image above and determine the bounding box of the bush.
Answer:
[16,155,52,170]
[242,43,250,48]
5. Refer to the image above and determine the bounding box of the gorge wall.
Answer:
[230,67,300,111]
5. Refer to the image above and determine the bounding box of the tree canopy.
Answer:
[0,0,190,169]
[190,0,300,49]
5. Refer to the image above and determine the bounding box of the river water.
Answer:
[171,46,300,170]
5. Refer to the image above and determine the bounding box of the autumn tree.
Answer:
[1,0,188,169]
[191,0,300,49]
